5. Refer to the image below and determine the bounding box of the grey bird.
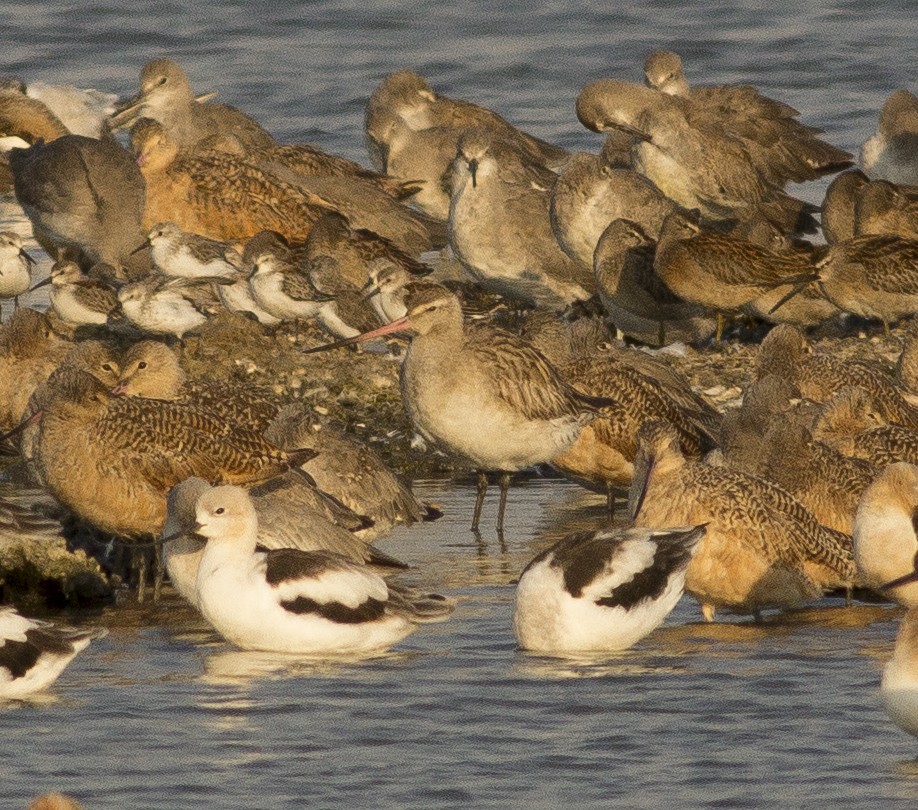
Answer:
[860,89,918,186]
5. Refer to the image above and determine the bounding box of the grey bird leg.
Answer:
[471,470,489,533]
[496,471,511,536]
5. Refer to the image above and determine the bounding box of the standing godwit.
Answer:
[192,485,453,655]
[306,283,607,533]
[514,524,706,654]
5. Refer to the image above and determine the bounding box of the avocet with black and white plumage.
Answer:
[881,557,918,739]
[192,484,454,656]
[513,524,706,654]
[0,608,106,699]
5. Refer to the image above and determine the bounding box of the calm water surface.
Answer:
[3,2,918,807]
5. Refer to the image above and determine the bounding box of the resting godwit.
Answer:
[853,463,918,606]
[192,485,453,655]
[110,58,275,152]
[513,524,705,654]
[821,169,870,244]
[756,324,918,430]
[860,89,918,186]
[160,478,406,607]
[629,420,857,620]
[307,283,607,533]
[0,607,105,699]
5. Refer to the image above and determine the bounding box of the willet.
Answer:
[860,89,918,186]
[365,69,568,173]
[629,420,858,620]
[192,485,453,655]
[0,607,105,699]
[110,58,275,152]
[449,128,593,308]
[513,524,706,654]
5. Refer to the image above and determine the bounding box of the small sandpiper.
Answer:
[31,260,118,327]
[116,273,216,339]
[192,485,453,656]
[514,524,706,655]
[0,607,106,700]
[0,231,35,316]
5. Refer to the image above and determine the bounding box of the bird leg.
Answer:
[496,471,511,536]
[153,545,165,603]
[471,471,489,533]
[606,484,616,519]
[135,545,148,604]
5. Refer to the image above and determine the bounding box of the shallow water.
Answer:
[3,2,918,807]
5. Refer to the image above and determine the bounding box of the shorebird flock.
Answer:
[0,52,917,741]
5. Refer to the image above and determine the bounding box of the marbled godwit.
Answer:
[309,283,608,533]
[31,260,118,327]
[365,69,569,173]
[629,420,857,620]
[813,387,918,467]
[576,79,821,233]
[110,58,275,152]
[853,463,918,606]
[548,347,720,505]
[760,420,876,534]
[116,273,216,340]
[27,793,84,810]
[130,118,334,243]
[449,129,593,308]
[34,367,313,539]
[0,231,34,314]
[160,477,407,607]
[756,323,918,430]
[513,524,705,654]
[9,135,149,278]
[853,180,918,239]
[0,607,105,699]
[593,218,715,346]
[860,89,918,186]
[654,210,818,338]
[897,321,918,404]
[114,340,280,429]
[192,485,453,655]
[642,50,853,183]
[265,405,436,537]
[0,81,70,145]
[815,233,918,330]
[821,169,870,244]
[0,308,70,432]
[550,151,677,270]
[880,605,918,739]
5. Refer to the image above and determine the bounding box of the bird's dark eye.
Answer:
[157,76,167,86]
[215,507,225,515]
[138,361,147,370]
[102,363,113,372]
